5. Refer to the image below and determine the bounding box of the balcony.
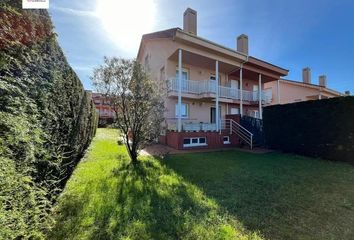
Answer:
[167,120,217,132]
[167,78,272,103]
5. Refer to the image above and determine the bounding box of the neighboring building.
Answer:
[137,8,288,150]
[264,68,343,105]
[92,92,116,126]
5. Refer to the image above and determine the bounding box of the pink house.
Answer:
[92,92,116,126]
[264,68,343,105]
[136,8,342,150]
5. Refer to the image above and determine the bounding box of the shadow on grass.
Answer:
[50,155,262,240]
[162,150,354,240]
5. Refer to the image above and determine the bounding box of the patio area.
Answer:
[140,143,273,156]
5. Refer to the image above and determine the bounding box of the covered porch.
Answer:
[164,97,253,131]
[166,48,282,133]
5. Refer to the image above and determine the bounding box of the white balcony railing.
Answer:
[167,78,272,103]
[166,120,217,132]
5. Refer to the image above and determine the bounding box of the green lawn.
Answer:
[49,128,354,240]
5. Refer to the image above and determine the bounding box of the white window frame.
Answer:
[230,107,239,115]
[175,68,189,80]
[209,73,220,81]
[230,79,239,89]
[252,85,259,100]
[223,136,230,144]
[254,110,259,118]
[183,137,207,147]
[175,103,188,118]
[249,110,259,118]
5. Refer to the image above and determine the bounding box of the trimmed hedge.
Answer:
[263,96,354,163]
[0,2,97,239]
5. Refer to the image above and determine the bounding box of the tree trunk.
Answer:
[130,153,138,165]
[130,143,139,165]
[125,138,139,165]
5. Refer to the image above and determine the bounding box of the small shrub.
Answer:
[117,138,124,145]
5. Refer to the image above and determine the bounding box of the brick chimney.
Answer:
[319,75,327,87]
[183,8,197,35]
[302,67,311,84]
[237,34,249,55]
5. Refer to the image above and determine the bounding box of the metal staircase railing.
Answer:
[221,119,253,149]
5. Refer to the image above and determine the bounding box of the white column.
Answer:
[215,60,219,131]
[240,67,243,116]
[258,74,262,119]
[277,79,280,104]
[178,49,182,132]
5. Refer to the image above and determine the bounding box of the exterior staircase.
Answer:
[221,119,254,149]
[221,116,265,150]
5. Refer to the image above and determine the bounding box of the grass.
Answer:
[49,128,261,240]
[49,128,354,240]
[165,151,354,240]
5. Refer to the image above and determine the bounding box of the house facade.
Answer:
[91,92,116,126]
[137,8,288,150]
[264,68,343,105]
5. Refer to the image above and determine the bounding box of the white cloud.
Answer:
[51,5,97,18]
[51,0,159,57]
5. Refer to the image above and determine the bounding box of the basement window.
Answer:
[223,136,230,144]
[183,137,207,147]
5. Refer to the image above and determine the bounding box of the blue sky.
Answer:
[49,0,354,93]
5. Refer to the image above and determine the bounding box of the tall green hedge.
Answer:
[0,1,97,238]
[263,96,354,163]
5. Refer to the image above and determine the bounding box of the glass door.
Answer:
[210,106,222,123]
[230,80,239,98]
[176,69,188,91]
[209,74,218,93]
[253,85,259,101]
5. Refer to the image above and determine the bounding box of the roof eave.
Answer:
[137,28,289,77]
[137,28,180,59]
[280,79,343,96]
